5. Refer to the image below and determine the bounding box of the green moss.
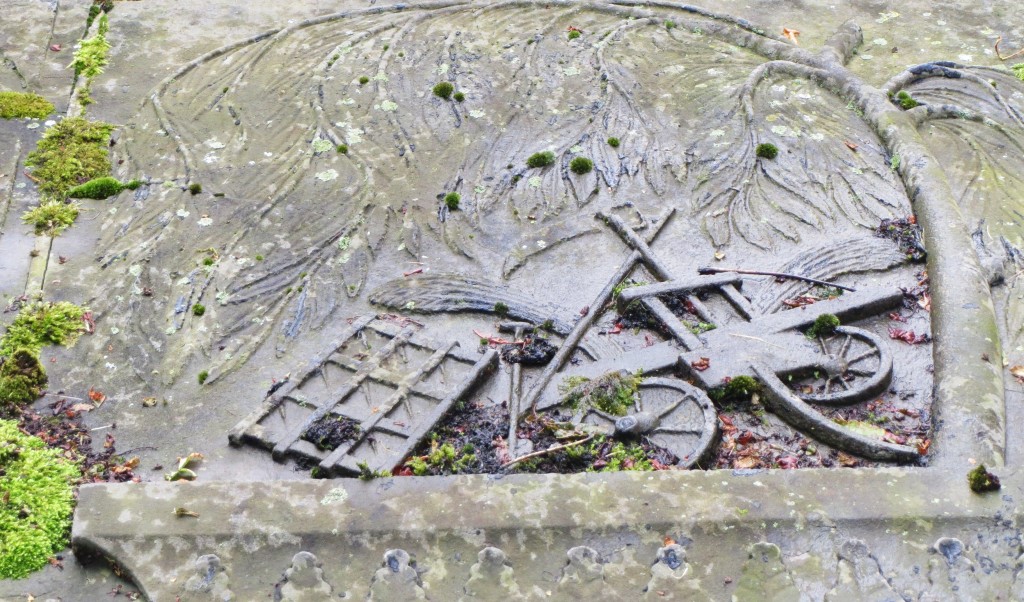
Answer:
[357,461,391,480]
[432,81,454,100]
[25,117,113,201]
[188,182,202,195]
[0,301,87,358]
[569,156,593,175]
[755,143,779,159]
[192,304,206,317]
[568,30,581,40]
[444,192,460,210]
[665,20,676,30]
[0,420,78,579]
[405,442,475,475]
[123,179,143,190]
[607,137,620,148]
[560,370,642,416]
[602,441,654,471]
[70,14,110,107]
[453,91,465,102]
[21,201,80,236]
[255,254,264,261]
[197,370,209,385]
[336,144,348,154]
[709,375,761,404]
[967,464,1000,493]
[0,92,54,120]
[526,150,556,168]
[358,76,370,85]
[493,301,509,317]
[686,321,716,335]
[0,349,47,407]
[66,176,123,199]
[806,313,840,338]
[85,4,101,30]
[1012,63,1024,82]
[894,90,920,110]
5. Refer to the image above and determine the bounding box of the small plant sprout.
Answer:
[567,27,582,40]
[665,20,676,30]
[337,144,348,154]
[453,91,466,102]
[192,304,206,316]
[197,370,210,385]
[432,81,454,100]
[526,150,556,168]
[164,452,204,481]
[188,182,202,195]
[607,137,620,148]
[494,301,510,318]
[358,75,370,85]
[755,143,779,159]
[444,192,460,210]
[569,157,593,175]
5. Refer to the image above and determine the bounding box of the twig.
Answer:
[90,424,114,431]
[501,434,595,468]
[697,267,856,292]
[995,36,1024,61]
[42,392,85,401]
[728,333,785,350]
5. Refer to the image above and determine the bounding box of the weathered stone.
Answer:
[368,549,426,601]
[276,552,333,602]
[180,554,233,601]
[824,540,898,602]
[461,547,523,601]
[733,542,800,602]
[555,546,606,598]
[643,544,709,601]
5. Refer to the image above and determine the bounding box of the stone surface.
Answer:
[1,0,1024,600]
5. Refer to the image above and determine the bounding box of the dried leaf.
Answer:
[917,293,931,312]
[141,397,158,408]
[69,403,94,413]
[835,419,887,440]
[782,27,800,45]
[691,357,711,372]
[734,456,761,469]
[87,387,106,403]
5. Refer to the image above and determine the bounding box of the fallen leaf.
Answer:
[691,357,711,372]
[835,419,887,440]
[141,397,158,408]
[777,456,799,469]
[844,140,858,151]
[173,507,200,518]
[88,387,106,403]
[782,27,800,45]
[1010,365,1024,383]
[69,403,94,413]
[917,293,931,312]
[49,44,61,52]
[734,456,761,469]
[714,251,725,261]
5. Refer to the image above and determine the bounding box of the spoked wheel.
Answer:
[784,326,893,405]
[579,377,718,468]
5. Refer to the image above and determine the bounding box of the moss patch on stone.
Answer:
[25,117,113,201]
[0,301,88,358]
[0,420,78,579]
[66,176,125,199]
[21,201,81,236]
[0,349,47,407]
[0,92,54,120]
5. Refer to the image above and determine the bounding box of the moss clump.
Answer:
[894,90,919,110]
[1012,63,1024,82]
[453,91,465,102]
[192,304,206,317]
[0,349,47,407]
[188,182,202,195]
[70,14,110,107]
[0,420,78,579]
[405,441,476,476]
[806,313,840,338]
[526,150,556,168]
[358,76,370,85]
[603,441,654,471]
[755,143,779,159]
[336,144,348,154]
[123,179,143,190]
[66,176,123,199]
[0,92,54,120]
[561,370,642,416]
[607,137,620,148]
[25,117,113,200]
[493,301,509,318]
[709,375,761,404]
[443,192,461,210]
[0,301,87,358]
[21,201,80,236]
[432,81,454,100]
[967,464,1001,493]
[665,20,676,30]
[569,156,593,175]
[568,30,581,40]
[198,370,209,385]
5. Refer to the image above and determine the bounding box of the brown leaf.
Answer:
[782,27,800,45]
[690,357,711,372]
[69,403,94,413]
[1010,365,1024,383]
[734,456,761,469]
[87,387,106,403]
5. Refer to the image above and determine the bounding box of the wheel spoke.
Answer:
[839,378,851,390]
[838,334,852,358]
[848,368,873,377]
[847,349,878,364]
[817,337,829,355]
[654,427,705,435]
